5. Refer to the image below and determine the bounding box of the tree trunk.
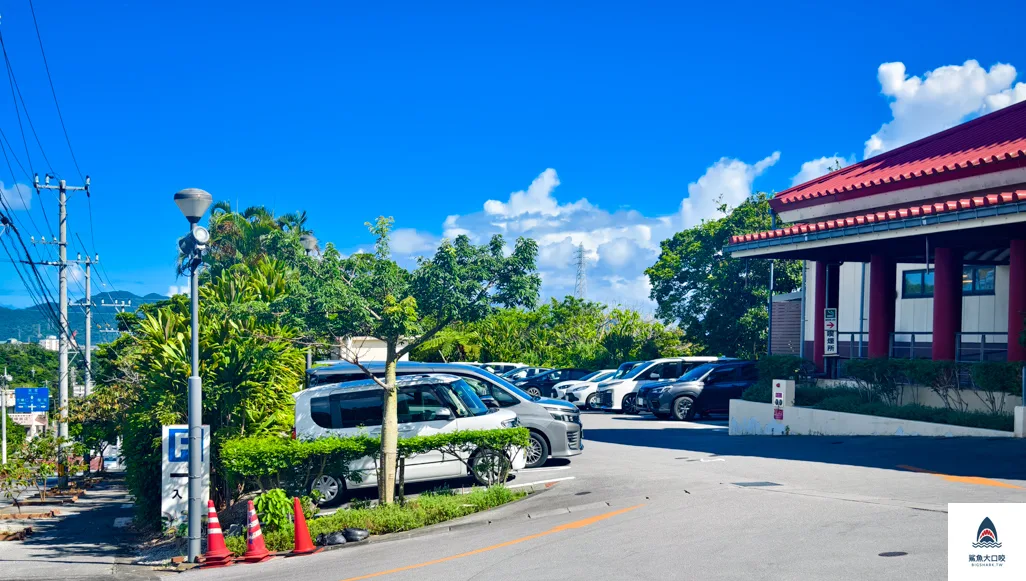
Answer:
[378,347,399,504]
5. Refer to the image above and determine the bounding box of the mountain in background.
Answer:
[0,290,170,345]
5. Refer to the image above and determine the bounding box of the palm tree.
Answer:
[276,211,310,235]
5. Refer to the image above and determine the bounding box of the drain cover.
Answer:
[575,491,592,496]
[732,481,781,487]
[879,552,908,557]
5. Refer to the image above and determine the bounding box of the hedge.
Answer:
[220,427,531,496]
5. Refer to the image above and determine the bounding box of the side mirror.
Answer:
[433,408,454,421]
[648,372,660,380]
[480,395,500,410]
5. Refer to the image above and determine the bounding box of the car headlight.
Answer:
[548,410,579,423]
[501,417,521,428]
[655,386,671,393]
[515,381,527,386]
[570,385,588,392]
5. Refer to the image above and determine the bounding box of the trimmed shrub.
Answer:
[811,398,1013,432]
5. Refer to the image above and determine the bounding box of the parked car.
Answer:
[514,368,592,398]
[646,360,758,420]
[554,369,616,407]
[307,362,582,470]
[595,357,722,414]
[500,366,550,381]
[481,362,526,375]
[295,373,526,506]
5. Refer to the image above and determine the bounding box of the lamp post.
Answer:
[173,188,212,564]
[299,233,318,369]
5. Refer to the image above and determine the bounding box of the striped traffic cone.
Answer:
[241,500,272,564]
[201,500,233,567]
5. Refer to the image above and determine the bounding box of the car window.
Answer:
[579,370,603,381]
[623,362,655,379]
[462,376,519,407]
[679,363,717,382]
[741,364,758,381]
[657,363,683,380]
[569,369,588,379]
[397,385,450,423]
[706,366,736,383]
[440,379,489,417]
[336,389,383,429]
[310,395,333,429]
[548,370,565,381]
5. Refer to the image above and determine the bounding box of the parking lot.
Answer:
[186,408,1026,581]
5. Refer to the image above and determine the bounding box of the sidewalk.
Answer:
[0,474,159,580]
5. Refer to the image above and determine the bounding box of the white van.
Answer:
[595,357,722,414]
[294,374,527,506]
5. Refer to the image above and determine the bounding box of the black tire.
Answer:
[525,386,542,398]
[622,394,637,415]
[471,449,513,486]
[310,474,346,507]
[525,431,550,469]
[585,393,600,410]
[671,395,696,421]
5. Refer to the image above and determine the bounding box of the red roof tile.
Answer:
[772,100,1026,210]
[729,189,1026,245]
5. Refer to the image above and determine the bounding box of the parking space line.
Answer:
[897,465,1024,489]
[338,504,643,581]
[507,476,576,489]
[518,466,571,473]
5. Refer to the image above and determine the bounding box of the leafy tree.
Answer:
[4,413,26,451]
[646,194,801,358]
[285,217,540,504]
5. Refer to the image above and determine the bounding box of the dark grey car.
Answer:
[307,362,583,468]
[648,361,758,420]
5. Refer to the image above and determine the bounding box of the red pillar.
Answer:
[813,261,826,372]
[932,247,962,360]
[1009,239,1026,362]
[868,254,896,358]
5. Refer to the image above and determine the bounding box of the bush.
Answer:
[253,489,293,533]
[742,383,863,407]
[222,485,522,556]
[756,355,810,387]
[970,362,1024,394]
[811,398,1013,432]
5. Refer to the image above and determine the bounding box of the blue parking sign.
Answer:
[167,427,204,462]
[14,387,50,413]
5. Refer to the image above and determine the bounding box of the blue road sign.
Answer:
[14,387,50,413]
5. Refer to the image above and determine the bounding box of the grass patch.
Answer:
[224,485,524,555]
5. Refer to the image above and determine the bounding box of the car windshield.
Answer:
[441,379,490,417]
[612,362,643,379]
[579,370,606,381]
[678,363,719,382]
[622,361,657,379]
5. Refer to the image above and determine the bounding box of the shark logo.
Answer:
[973,517,1002,549]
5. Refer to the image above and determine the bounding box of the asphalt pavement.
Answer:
[180,411,1026,581]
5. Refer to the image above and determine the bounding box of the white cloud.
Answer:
[864,60,1026,158]
[483,168,594,218]
[0,182,31,211]
[678,152,780,228]
[389,228,438,255]
[791,155,852,186]
[168,285,190,297]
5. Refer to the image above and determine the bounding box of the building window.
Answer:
[963,265,996,296]
[901,269,934,299]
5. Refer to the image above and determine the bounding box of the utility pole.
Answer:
[2,367,10,465]
[34,174,89,486]
[70,253,98,396]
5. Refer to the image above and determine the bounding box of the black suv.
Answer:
[646,361,758,421]
[514,368,592,398]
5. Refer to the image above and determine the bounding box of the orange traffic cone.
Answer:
[289,497,321,556]
[241,500,272,564]
[202,500,233,567]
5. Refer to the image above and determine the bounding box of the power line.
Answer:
[27,0,83,182]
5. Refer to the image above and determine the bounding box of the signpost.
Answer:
[13,387,50,414]
[161,424,210,531]
[824,308,838,357]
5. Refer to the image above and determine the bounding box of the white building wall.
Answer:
[802,262,1010,347]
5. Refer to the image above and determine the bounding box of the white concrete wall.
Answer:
[728,399,1013,437]
[802,262,1010,344]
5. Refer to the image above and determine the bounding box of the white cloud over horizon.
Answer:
[864,60,1026,158]
[0,182,31,212]
[791,155,852,186]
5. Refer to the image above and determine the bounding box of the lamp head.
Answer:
[173,188,213,224]
[299,233,318,253]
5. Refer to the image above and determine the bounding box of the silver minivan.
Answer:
[307,362,583,470]
[295,374,527,506]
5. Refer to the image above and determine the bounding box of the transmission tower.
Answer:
[573,243,587,299]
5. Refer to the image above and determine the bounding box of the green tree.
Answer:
[285,217,540,504]
[4,412,26,451]
[646,194,801,358]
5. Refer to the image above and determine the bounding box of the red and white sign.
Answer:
[773,408,784,420]
[824,308,838,357]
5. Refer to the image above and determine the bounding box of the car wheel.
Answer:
[585,393,600,409]
[526,386,542,398]
[621,394,637,415]
[671,396,696,421]
[310,474,345,507]
[524,431,550,469]
[471,449,513,486]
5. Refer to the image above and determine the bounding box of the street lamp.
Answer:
[299,233,318,256]
[174,187,212,564]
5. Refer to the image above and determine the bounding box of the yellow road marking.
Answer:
[338,504,644,581]
[897,465,1024,490]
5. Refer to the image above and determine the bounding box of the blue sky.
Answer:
[0,1,1024,311]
